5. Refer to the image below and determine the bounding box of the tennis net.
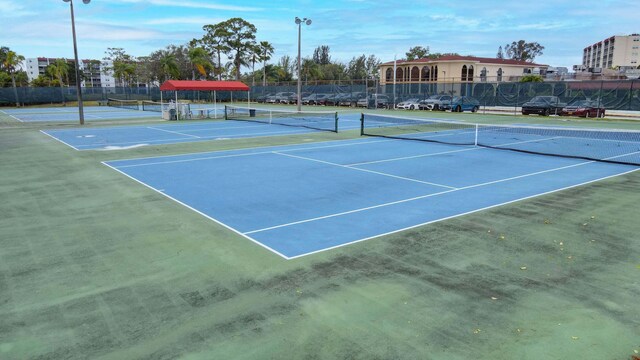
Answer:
[192,108,219,119]
[141,100,167,112]
[225,105,338,132]
[107,98,139,111]
[360,113,640,166]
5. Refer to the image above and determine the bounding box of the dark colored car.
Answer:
[255,93,274,103]
[325,93,350,107]
[521,96,567,116]
[560,100,605,118]
[338,93,365,107]
[440,96,480,112]
[302,93,329,105]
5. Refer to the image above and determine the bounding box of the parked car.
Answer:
[418,94,453,110]
[266,92,295,104]
[521,96,567,116]
[313,94,333,105]
[302,94,329,105]
[560,99,605,118]
[356,94,390,108]
[324,93,351,107]
[284,92,311,104]
[440,96,480,112]
[255,93,274,103]
[338,93,365,107]
[395,98,421,110]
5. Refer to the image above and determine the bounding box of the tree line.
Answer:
[101,18,384,88]
[2,14,550,97]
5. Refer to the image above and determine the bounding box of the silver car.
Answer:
[395,98,420,110]
[418,94,453,110]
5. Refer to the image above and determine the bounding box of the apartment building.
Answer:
[23,57,115,87]
[582,34,640,70]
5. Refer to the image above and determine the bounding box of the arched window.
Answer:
[461,65,468,81]
[480,67,487,82]
[396,67,403,81]
[386,68,392,81]
[434,66,438,81]
[422,66,430,81]
[467,65,474,82]
[497,68,503,82]
[411,66,420,81]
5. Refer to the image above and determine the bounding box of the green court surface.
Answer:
[1,108,639,359]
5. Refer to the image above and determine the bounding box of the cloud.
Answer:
[110,0,262,11]
[144,17,227,26]
[516,22,570,31]
[0,0,36,17]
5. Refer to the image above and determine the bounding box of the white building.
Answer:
[22,57,116,87]
[582,34,640,70]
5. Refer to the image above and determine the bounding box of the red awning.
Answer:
[159,80,250,91]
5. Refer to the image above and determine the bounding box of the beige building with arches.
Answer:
[379,55,548,84]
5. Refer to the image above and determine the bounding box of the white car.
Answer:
[395,98,420,110]
[418,95,453,110]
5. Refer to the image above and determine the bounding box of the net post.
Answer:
[474,124,479,146]
[360,113,364,136]
[223,105,228,120]
[334,112,339,133]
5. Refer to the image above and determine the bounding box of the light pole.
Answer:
[295,17,311,112]
[63,0,90,125]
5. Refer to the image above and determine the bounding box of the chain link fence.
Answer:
[1,80,639,111]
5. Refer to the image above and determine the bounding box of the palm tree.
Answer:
[50,59,69,105]
[301,58,321,84]
[277,55,294,82]
[247,44,261,87]
[188,47,212,80]
[159,52,180,81]
[3,50,25,107]
[258,41,274,86]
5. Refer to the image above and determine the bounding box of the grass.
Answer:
[1,106,639,359]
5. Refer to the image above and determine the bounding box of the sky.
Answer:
[1,0,638,70]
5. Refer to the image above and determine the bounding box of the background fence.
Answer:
[2,80,639,111]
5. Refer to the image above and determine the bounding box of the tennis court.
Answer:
[42,107,362,150]
[104,121,639,259]
[0,106,159,122]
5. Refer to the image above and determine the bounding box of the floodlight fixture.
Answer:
[295,17,312,111]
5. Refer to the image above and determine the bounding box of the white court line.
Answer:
[348,147,478,166]
[147,126,202,138]
[4,112,24,122]
[347,136,562,166]
[74,128,314,150]
[606,150,640,160]
[108,137,396,167]
[39,130,80,150]
[101,161,290,259]
[244,157,632,235]
[273,151,458,189]
[178,124,272,133]
[75,136,199,149]
[286,166,640,259]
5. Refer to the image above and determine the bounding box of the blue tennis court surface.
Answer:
[1,106,161,122]
[41,114,363,150]
[104,136,638,259]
